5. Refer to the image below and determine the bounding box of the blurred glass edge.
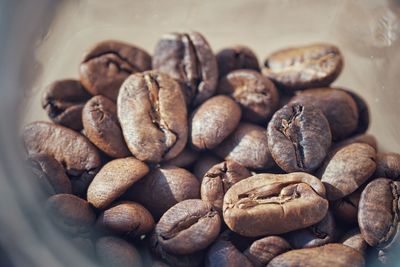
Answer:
[0,1,97,267]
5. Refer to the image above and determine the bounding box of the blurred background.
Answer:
[1,0,399,266]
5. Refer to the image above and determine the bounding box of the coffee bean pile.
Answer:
[23,32,400,267]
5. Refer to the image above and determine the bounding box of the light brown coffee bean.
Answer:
[263,44,343,91]
[87,157,149,209]
[82,95,130,158]
[223,172,328,236]
[80,40,151,101]
[320,143,376,201]
[201,160,251,213]
[23,122,101,196]
[152,32,218,106]
[155,199,221,255]
[267,244,365,267]
[190,95,241,150]
[217,69,279,123]
[118,71,188,163]
[97,201,154,239]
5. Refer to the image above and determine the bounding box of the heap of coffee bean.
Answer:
[22,32,400,267]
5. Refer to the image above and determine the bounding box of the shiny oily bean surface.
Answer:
[97,201,154,239]
[205,238,253,267]
[190,95,241,150]
[217,69,279,123]
[285,211,337,249]
[42,79,91,130]
[118,71,188,163]
[80,40,151,101]
[87,157,149,209]
[82,95,130,158]
[125,165,200,219]
[263,43,343,91]
[28,153,72,196]
[153,32,218,106]
[320,143,376,201]
[290,88,358,140]
[358,178,400,248]
[223,172,328,236]
[201,160,251,213]
[267,243,365,267]
[23,122,101,195]
[244,236,291,267]
[267,104,332,173]
[216,45,260,78]
[374,152,400,180]
[96,236,143,267]
[155,199,221,255]
[215,122,274,170]
[340,228,368,255]
[46,194,96,235]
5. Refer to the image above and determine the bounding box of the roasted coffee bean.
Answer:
[340,228,368,255]
[153,32,218,106]
[87,157,149,209]
[267,243,365,267]
[23,122,101,196]
[320,143,376,201]
[82,95,130,158]
[162,148,198,168]
[290,88,359,140]
[223,172,328,236]
[148,232,204,267]
[193,153,221,182]
[358,178,400,252]
[80,40,151,101]
[42,79,91,130]
[285,211,337,249]
[331,134,377,154]
[190,95,241,150]
[263,43,343,91]
[118,71,188,163]
[97,201,154,239]
[96,236,143,267]
[374,152,400,180]
[125,166,200,219]
[267,104,332,173]
[331,188,362,226]
[215,122,275,170]
[46,194,96,235]
[217,69,279,123]
[27,153,72,196]
[244,236,291,266]
[343,89,370,134]
[155,199,221,255]
[216,45,260,78]
[205,236,253,267]
[201,160,251,213]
